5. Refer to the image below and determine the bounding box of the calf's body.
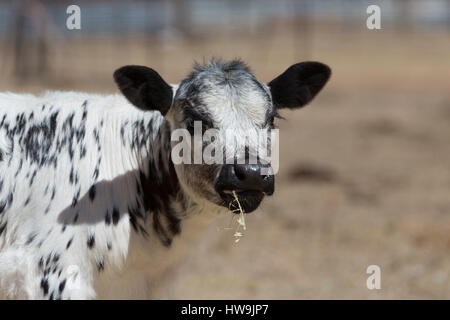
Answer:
[0,91,221,299]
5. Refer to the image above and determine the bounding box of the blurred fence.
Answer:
[0,0,449,85]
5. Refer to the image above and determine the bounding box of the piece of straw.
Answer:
[231,190,246,243]
[216,191,248,243]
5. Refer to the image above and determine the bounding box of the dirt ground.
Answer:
[1,24,449,299]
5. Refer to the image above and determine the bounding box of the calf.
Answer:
[0,59,331,299]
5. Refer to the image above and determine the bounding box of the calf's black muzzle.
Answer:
[214,164,275,213]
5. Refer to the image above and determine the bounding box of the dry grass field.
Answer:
[1,24,449,299]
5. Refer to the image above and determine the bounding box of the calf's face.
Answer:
[114,60,331,213]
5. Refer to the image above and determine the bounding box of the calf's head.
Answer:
[114,60,331,213]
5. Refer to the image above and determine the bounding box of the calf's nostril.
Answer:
[220,164,273,193]
[233,165,246,181]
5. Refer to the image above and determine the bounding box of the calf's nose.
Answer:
[216,164,274,195]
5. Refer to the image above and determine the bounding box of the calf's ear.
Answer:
[113,65,173,115]
[268,61,331,109]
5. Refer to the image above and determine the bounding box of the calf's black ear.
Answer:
[113,65,173,115]
[268,62,331,109]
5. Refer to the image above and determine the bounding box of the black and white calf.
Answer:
[0,59,330,299]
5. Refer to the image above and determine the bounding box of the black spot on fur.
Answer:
[45,254,51,266]
[23,195,31,206]
[29,170,37,186]
[92,167,99,181]
[0,222,6,236]
[97,259,104,272]
[26,233,36,245]
[105,210,111,225]
[88,185,96,201]
[71,188,81,207]
[112,207,120,225]
[80,145,87,159]
[51,187,56,200]
[52,253,60,263]
[81,100,88,120]
[8,192,13,206]
[14,159,23,177]
[59,279,66,293]
[87,235,95,249]
[66,237,73,250]
[22,111,59,166]
[40,278,49,296]
[69,167,75,184]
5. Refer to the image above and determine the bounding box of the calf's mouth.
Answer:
[214,164,274,213]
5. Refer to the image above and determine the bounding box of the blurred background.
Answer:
[0,0,449,299]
